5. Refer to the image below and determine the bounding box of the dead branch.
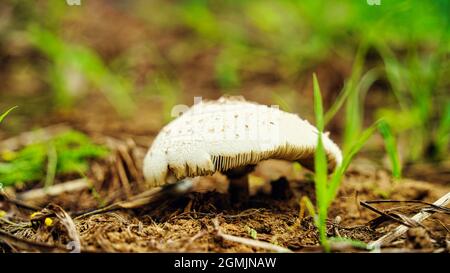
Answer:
[0,192,42,211]
[0,229,66,253]
[115,154,132,198]
[74,178,194,219]
[212,217,293,253]
[17,178,90,201]
[364,199,450,214]
[360,201,413,228]
[368,191,450,249]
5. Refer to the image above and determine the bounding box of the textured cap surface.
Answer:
[144,96,342,187]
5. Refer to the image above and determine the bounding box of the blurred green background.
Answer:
[0,0,448,166]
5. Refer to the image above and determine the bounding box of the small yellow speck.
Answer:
[30,212,40,219]
[44,218,53,226]
[0,210,6,218]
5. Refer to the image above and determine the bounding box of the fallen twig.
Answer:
[115,154,132,198]
[74,178,194,219]
[368,191,450,249]
[0,192,42,211]
[360,200,415,228]
[0,229,66,253]
[364,199,450,214]
[17,178,90,201]
[212,218,293,253]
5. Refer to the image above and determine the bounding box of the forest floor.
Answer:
[0,94,449,253]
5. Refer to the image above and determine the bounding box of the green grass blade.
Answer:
[0,106,18,123]
[313,73,324,132]
[324,42,367,126]
[327,121,380,207]
[315,135,328,206]
[323,83,352,126]
[342,43,370,152]
[299,196,317,219]
[312,73,330,252]
[375,41,409,110]
[315,129,330,252]
[377,120,402,179]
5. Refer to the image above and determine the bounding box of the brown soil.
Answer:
[1,172,448,253]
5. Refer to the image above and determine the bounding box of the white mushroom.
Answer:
[143,96,342,198]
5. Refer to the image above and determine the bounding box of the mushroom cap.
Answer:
[144,96,342,187]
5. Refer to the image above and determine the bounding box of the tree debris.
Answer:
[367,192,450,249]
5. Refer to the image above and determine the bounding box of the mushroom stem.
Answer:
[228,175,250,203]
[224,165,255,203]
[270,177,292,200]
